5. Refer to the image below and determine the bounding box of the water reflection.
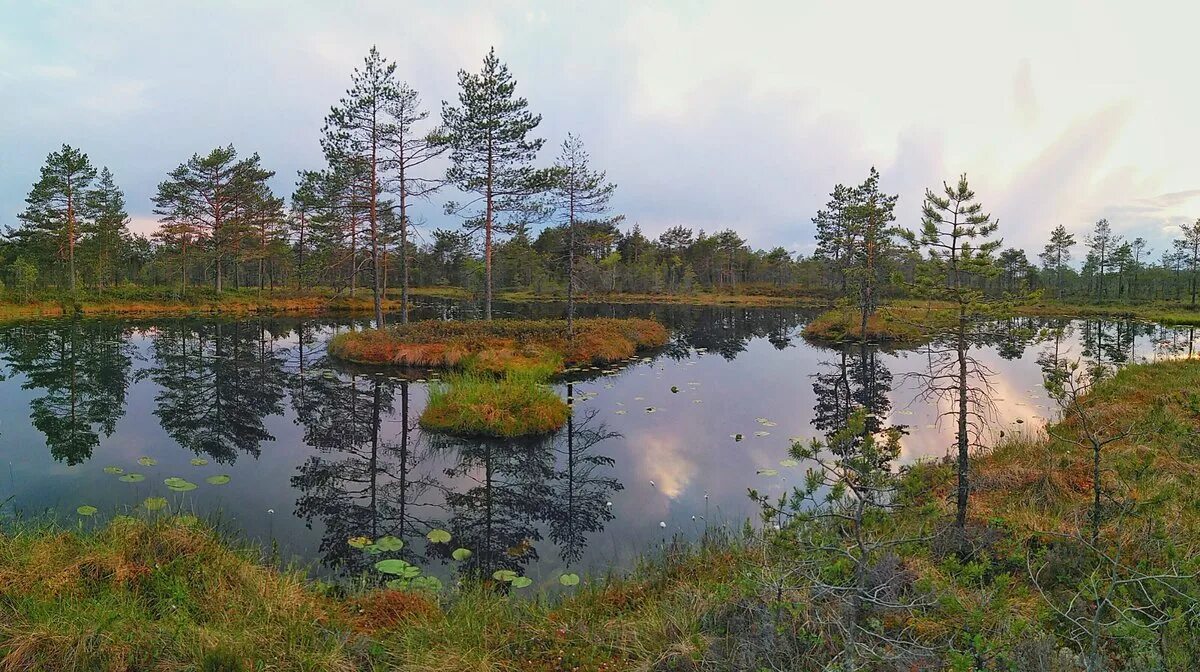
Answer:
[0,305,1194,580]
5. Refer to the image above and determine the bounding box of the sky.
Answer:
[2,0,1199,261]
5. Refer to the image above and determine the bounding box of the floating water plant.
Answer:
[205,475,231,485]
[492,569,517,582]
[426,528,452,544]
[137,457,157,467]
[375,559,420,578]
[118,473,145,483]
[757,468,779,477]
[164,477,197,492]
[190,458,208,466]
[76,505,98,516]
[510,576,533,589]
[372,536,404,552]
[451,547,473,561]
[103,466,124,475]
[559,573,580,586]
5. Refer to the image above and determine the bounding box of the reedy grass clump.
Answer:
[419,369,570,437]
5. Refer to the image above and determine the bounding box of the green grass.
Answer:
[419,369,571,437]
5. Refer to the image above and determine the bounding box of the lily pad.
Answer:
[451,547,473,561]
[102,466,124,475]
[137,456,157,467]
[164,477,197,492]
[373,536,404,552]
[510,576,533,589]
[559,573,581,586]
[779,459,800,468]
[118,473,145,483]
[375,559,420,578]
[205,474,231,485]
[492,569,518,582]
[757,468,779,477]
[348,536,372,549]
[408,575,443,592]
[190,458,208,466]
[426,528,452,544]
[143,497,167,511]
[76,505,98,516]
[754,431,770,437]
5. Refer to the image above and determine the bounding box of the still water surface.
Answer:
[0,301,1194,586]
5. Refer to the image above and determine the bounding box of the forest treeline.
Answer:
[6,47,1200,319]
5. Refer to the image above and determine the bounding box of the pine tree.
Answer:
[152,145,242,293]
[18,144,98,293]
[550,134,619,334]
[1039,224,1075,299]
[440,47,551,320]
[323,46,401,328]
[843,168,899,337]
[83,167,131,289]
[1175,218,1200,306]
[1086,219,1121,301]
[381,83,445,324]
[905,174,1001,531]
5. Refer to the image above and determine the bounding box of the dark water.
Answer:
[0,301,1194,588]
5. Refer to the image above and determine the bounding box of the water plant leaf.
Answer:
[118,473,145,483]
[103,466,124,475]
[559,573,581,586]
[164,477,197,492]
[426,528,452,544]
[779,459,799,468]
[348,536,372,549]
[373,536,404,552]
[451,547,473,561]
[137,456,157,467]
[754,431,770,437]
[143,497,167,511]
[375,559,420,578]
[76,505,98,516]
[190,458,208,466]
[757,468,779,476]
[492,569,517,582]
[205,474,231,485]
[510,576,533,589]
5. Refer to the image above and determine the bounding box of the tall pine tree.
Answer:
[440,47,550,320]
[18,144,98,292]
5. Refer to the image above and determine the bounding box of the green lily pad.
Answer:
[137,456,157,467]
[118,473,145,483]
[373,536,404,552]
[205,474,231,485]
[347,536,372,549]
[375,559,420,578]
[190,458,208,466]
[559,573,581,586]
[492,569,517,582]
[510,576,533,589]
[452,547,473,561]
[143,497,167,511]
[779,459,800,468]
[102,466,124,475]
[76,505,98,517]
[164,477,197,492]
[757,468,779,477]
[426,528,452,544]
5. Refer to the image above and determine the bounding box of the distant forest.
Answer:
[6,47,1200,313]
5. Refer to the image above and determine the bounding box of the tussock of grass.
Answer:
[802,304,956,343]
[329,317,669,373]
[419,370,571,437]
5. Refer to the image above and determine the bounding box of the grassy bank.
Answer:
[328,317,669,373]
[2,359,1198,669]
[0,287,414,322]
[410,285,833,307]
[0,515,753,672]
[418,370,571,437]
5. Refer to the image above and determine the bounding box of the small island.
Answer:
[329,317,668,437]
